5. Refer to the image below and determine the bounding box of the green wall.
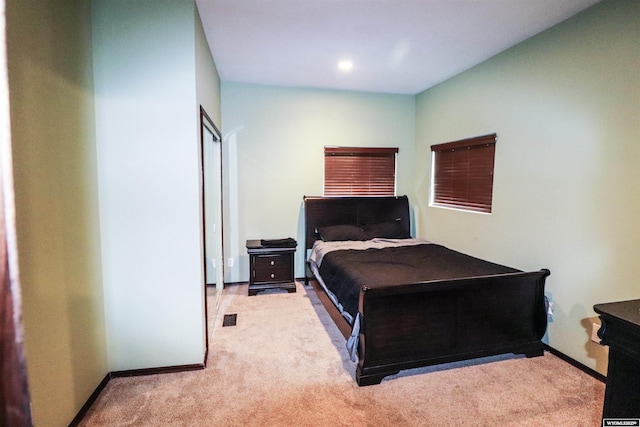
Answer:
[413,0,640,375]
[92,0,214,371]
[196,5,222,126]
[221,83,415,281]
[6,0,107,425]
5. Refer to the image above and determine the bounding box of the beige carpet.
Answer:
[80,282,605,426]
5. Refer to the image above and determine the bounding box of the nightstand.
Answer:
[246,239,296,296]
[594,299,640,419]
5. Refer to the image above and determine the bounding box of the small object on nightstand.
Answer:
[246,239,297,296]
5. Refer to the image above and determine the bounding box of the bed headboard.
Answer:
[303,196,410,251]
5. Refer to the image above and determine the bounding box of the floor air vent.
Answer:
[222,314,237,327]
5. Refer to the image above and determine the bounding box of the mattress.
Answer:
[309,239,520,321]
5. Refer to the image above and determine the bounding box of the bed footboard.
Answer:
[356,269,550,386]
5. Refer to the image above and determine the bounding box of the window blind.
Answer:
[430,134,496,213]
[324,147,398,196]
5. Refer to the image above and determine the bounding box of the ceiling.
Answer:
[196,0,601,95]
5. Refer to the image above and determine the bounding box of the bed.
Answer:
[304,195,550,386]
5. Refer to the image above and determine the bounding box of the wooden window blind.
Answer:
[324,147,398,196]
[430,133,496,213]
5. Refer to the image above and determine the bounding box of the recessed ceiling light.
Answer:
[338,60,353,71]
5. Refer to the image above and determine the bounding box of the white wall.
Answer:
[221,83,415,282]
[413,0,640,375]
[92,0,206,370]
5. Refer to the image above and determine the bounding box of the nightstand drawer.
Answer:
[253,254,292,283]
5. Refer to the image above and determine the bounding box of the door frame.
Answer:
[0,0,32,421]
[199,106,223,360]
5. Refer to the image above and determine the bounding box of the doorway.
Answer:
[200,107,224,353]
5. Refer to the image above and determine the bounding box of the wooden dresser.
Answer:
[246,239,296,296]
[594,299,640,420]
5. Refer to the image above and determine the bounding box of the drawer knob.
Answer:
[270,273,275,279]
[270,260,275,266]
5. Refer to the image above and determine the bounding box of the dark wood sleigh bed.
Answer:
[303,195,550,386]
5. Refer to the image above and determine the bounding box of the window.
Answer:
[324,147,398,196]
[430,133,496,213]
